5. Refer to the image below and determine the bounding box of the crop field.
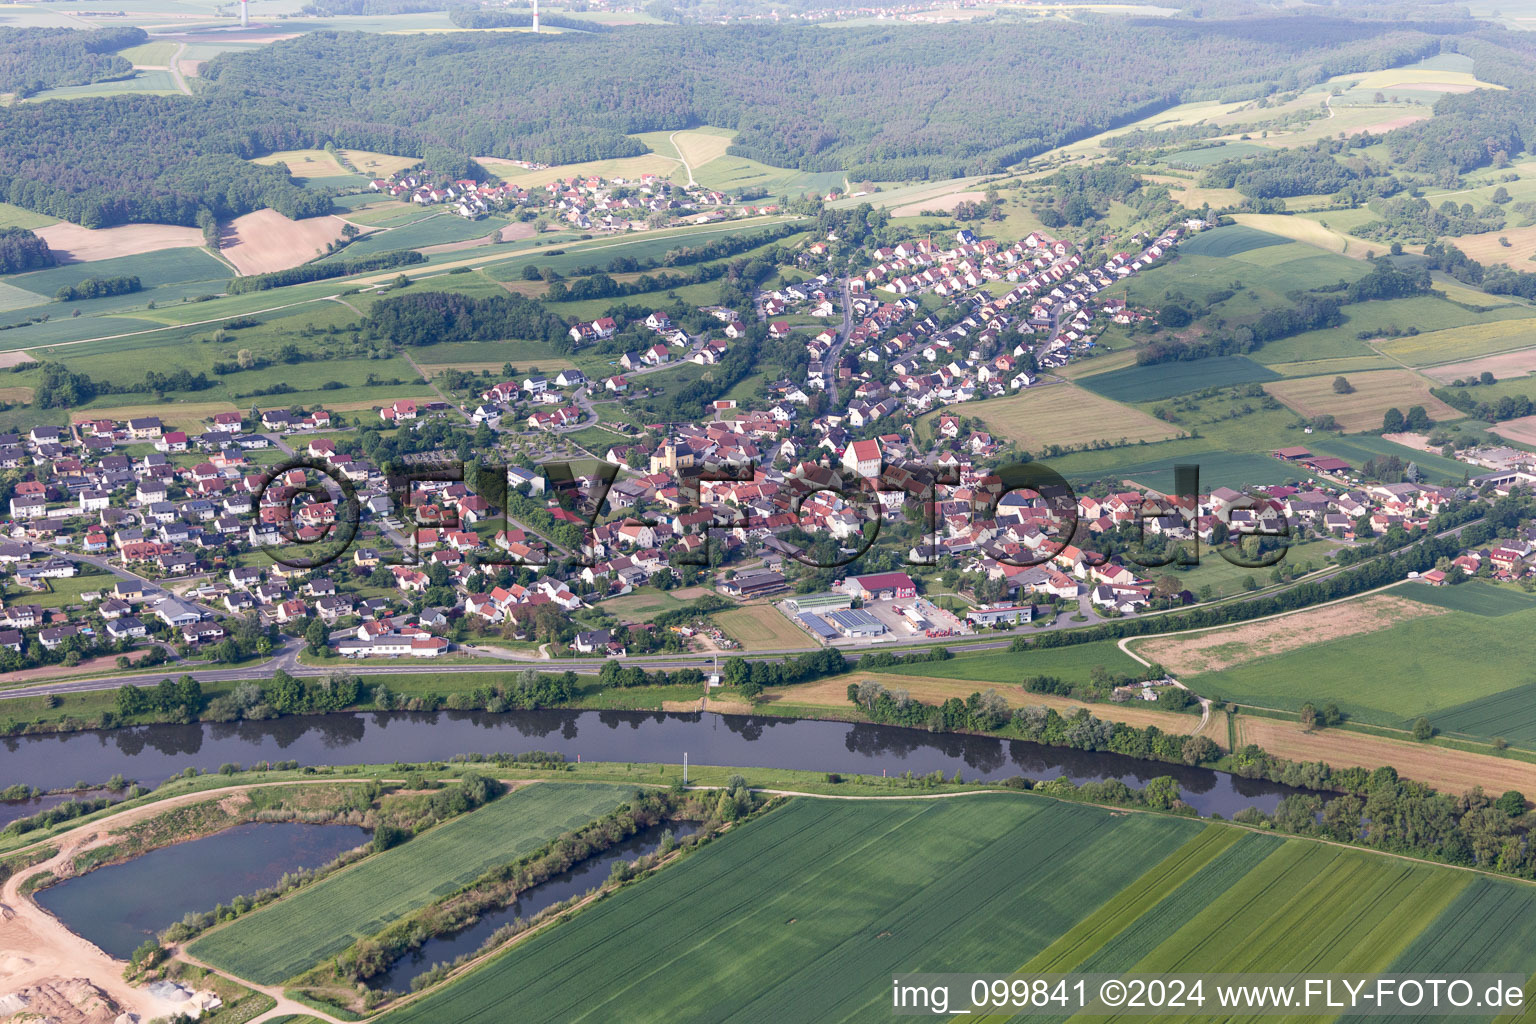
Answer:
[1180,598,1536,731]
[690,156,845,199]
[376,797,1202,1024]
[377,797,1536,1024]
[323,214,503,260]
[4,247,228,298]
[188,783,637,985]
[478,152,683,190]
[1052,446,1290,492]
[877,640,1144,684]
[955,384,1181,450]
[221,210,358,276]
[1430,677,1536,749]
[21,69,181,101]
[1175,224,1288,258]
[1375,318,1536,366]
[1397,581,1536,616]
[482,222,799,282]
[1231,213,1382,258]
[0,202,56,230]
[1264,370,1462,432]
[250,149,356,180]
[1159,142,1272,169]
[1078,357,1281,404]
[339,150,421,177]
[1133,594,1443,677]
[31,221,207,264]
[1424,346,1536,384]
[1254,295,1530,366]
[715,607,817,651]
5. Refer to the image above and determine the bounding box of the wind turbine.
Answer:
[239,0,249,28]
[532,0,539,32]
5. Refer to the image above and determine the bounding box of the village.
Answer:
[1,214,1531,677]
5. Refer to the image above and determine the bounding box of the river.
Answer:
[0,709,1299,816]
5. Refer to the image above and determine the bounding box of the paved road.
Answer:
[826,277,855,405]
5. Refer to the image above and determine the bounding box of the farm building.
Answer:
[841,571,917,601]
[965,604,1035,627]
[825,608,887,638]
[782,592,854,614]
[722,570,787,598]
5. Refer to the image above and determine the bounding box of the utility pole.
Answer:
[683,752,688,785]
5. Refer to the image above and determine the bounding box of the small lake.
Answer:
[34,822,370,959]
[0,789,119,829]
[366,821,701,993]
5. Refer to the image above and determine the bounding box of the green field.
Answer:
[1398,581,1536,616]
[1432,683,1536,748]
[3,248,229,298]
[1057,447,1292,492]
[1079,357,1282,403]
[1309,434,1472,485]
[375,795,1536,1024]
[1183,598,1536,734]
[1160,142,1273,170]
[188,783,636,985]
[1176,224,1289,258]
[878,641,1144,684]
[377,796,1201,1024]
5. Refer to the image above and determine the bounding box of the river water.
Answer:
[33,822,370,958]
[0,709,1298,816]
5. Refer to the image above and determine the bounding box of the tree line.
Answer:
[0,226,54,274]
[227,250,424,293]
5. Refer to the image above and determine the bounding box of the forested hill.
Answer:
[0,16,1454,228]
[0,26,146,97]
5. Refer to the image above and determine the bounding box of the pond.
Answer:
[365,821,702,993]
[34,821,370,959]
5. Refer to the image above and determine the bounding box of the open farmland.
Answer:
[1131,593,1445,676]
[1232,714,1536,793]
[1264,370,1461,432]
[32,222,207,263]
[1425,347,1536,383]
[1173,224,1287,258]
[188,782,635,985]
[220,210,362,276]
[375,796,1536,1024]
[876,640,1144,684]
[1177,592,1536,734]
[1077,356,1280,404]
[251,149,354,180]
[339,150,421,177]
[1375,318,1536,366]
[956,384,1182,450]
[376,797,1201,1024]
[1230,212,1383,258]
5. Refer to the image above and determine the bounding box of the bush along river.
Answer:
[0,709,1303,817]
[365,821,702,993]
[34,821,370,958]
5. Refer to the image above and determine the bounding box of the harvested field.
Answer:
[499,222,536,241]
[775,671,1219,739]
[0,385,34,402]
[959,384,1182,448]
[891,190,985,216]
[1233,716,1536,795]
[220,210,360,276]
[1264,369,1461,432]
[1424,346,1536,383]
[1491,413,1536,446]
[338,150,419,177]
[1132,594,1445,676]
[669,129,733,169]
[1348,113,1427,135]
[33,222,204,263]
[1450,223,1536,268]
[250,148,351,180]
[0,350,33,368]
